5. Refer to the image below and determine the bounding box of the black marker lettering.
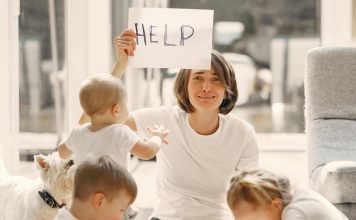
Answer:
[180,25,194,46]
[164,24,176,46]
[134,23,146,46]
[149,25,158,43]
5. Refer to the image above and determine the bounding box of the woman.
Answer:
[114,29,259,220]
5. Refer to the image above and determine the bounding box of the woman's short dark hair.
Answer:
[174,50,238,115]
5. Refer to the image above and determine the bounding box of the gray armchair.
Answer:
[305,47,356,219]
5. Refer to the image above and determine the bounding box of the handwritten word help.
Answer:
[134,23,195,46]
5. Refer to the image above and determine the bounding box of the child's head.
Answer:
[227,169,292,220]
[80,73,128,122]
[73,155,137,220]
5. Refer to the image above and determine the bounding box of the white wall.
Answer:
[321,0,356,46]
[0,0,20,172]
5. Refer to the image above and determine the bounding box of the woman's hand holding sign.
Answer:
[112,29,137,77]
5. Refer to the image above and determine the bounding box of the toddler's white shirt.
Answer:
[282,187,349,220]
[65,123,140,168]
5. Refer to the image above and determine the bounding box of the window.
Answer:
[162,0,320,133]
[19,0,65,135]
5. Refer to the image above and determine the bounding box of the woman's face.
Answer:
[187,67,226,113]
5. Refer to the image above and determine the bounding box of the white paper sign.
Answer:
[128,8,214,69]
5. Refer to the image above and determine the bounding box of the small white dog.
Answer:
[0,152,75,220]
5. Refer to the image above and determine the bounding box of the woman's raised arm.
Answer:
[111,29,136,78]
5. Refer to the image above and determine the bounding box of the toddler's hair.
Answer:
[79,73,126,116]
[73,155,137,203]
[227,169,292,210]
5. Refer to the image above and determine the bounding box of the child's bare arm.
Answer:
[130,126,169,160]
[131,137,161,160]
[112,29,136,78]
[58,143,73,159]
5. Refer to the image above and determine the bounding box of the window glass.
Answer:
[160,0,320,133]
[19,0,65,134]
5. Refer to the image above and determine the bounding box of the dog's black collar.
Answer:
[38,190,66,208]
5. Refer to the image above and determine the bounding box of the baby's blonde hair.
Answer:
[79,73,126,116]
[227,169,292,210]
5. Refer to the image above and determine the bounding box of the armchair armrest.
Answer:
[318,161,356,203]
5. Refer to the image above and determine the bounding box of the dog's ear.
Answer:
[34,154,49,171]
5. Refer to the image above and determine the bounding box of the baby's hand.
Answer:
[114,29,136,58]
[147,125,169,144]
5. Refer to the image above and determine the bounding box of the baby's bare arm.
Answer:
[131,138,161,160]
[58,143,73,159]
[130,126,169,160]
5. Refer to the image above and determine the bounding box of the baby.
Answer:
[58,73,168,167]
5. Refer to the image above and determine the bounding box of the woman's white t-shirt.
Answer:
[282,188,349,220]
[132,105,259,220]
[64,123,140,168]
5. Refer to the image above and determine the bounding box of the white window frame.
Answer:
[321,0,356,46]
[0,0,20,172]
